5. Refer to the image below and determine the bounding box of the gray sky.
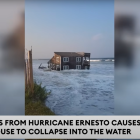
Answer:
[25,0,114,59]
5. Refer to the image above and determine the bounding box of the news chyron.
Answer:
[0,0,140,139]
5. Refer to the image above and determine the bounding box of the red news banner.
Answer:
[0,116,140,139]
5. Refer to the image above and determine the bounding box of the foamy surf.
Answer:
[33,59,114,115]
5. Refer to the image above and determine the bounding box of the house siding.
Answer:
[54,53,61,65]
[61,56,83,70]
[48,52,90,70]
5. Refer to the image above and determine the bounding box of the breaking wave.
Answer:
[88,59,114,62]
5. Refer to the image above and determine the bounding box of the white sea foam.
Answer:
[87,59,114,62]
[89,60,101,62]
[105,59,110,61]
[33,59,114,115]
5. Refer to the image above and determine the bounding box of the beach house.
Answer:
[48,52,90,70]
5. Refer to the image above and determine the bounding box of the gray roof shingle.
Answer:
[54,52,90,57]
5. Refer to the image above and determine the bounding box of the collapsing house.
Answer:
[48,52,90,71]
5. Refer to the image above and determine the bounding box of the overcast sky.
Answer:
[25,0,114,59]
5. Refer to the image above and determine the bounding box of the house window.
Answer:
[76,57,81,62]
[76,65,81,69]
[63,57,69,62]
[63,65,69,70]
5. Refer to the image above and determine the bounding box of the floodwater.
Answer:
[33,59,114,115]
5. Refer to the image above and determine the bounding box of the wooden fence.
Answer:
[25,49,34,93]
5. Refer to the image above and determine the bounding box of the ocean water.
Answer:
[33,58,114,115]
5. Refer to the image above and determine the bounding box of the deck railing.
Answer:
[83,60,90,65]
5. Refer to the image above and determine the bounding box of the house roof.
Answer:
[54,52,90,57]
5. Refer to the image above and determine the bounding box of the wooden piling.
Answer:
[25,48,34,94]
[25,61,27,89]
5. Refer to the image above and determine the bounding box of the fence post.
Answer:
[25,60,27,89]
[30,49,34,92]
[28,50,34,94]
